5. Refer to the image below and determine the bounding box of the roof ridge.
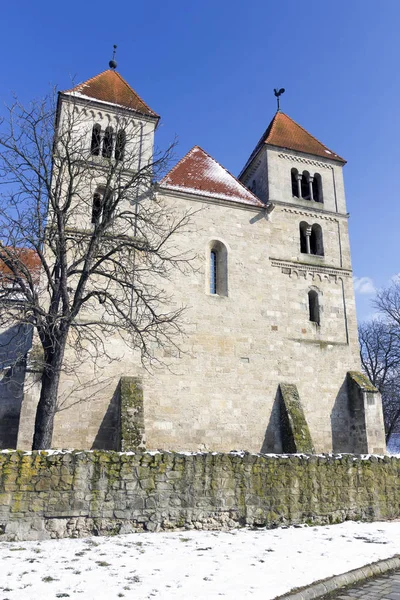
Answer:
[277,112,336,155]
[159,146,199,184]
[63,70,159,118]
[112,71,156,116]
[161,145,263,206]
[238,114,278,177]
[64,69,110,94]
[195,146,262,205]
[240,111,345,177]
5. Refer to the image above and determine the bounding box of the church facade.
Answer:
[1,68,386,453]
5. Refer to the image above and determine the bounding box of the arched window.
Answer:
[91,187,112,224]
[208,241,228,296]
[299,221,309,254]
[210,250,217,294]
[91,192,102,223]
[301,171,311,200]
[102,126,114,158]
[115,130,126,161]
[90,124,101,156]
[310,224,324,256]
[291,168,299,197]
[313,173,323,203]
[308,290,320,324]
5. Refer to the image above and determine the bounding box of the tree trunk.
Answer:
[32,334,67,450]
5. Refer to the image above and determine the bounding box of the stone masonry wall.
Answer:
[14,193,361,454]
[0,450,399,541]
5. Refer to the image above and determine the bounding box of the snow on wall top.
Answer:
[160,146,264,207]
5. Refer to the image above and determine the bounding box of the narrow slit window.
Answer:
[208,241,228,296]
[102,126,114,158]
[91,192,102,224]
[291,168,299,197]
[308,290,320,324]
[91,124,101,156]
[115,130,126,161]
[210,250,217,294]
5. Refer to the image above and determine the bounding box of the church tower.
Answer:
[239,111,352,347]
[239,110,386,453]
[16,64,161,451]
[54,67,159,232]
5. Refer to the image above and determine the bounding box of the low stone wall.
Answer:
[0,450,399,541]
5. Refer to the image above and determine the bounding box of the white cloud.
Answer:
[353,276,376,295]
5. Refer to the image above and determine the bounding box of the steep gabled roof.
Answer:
[160,146,263,207]
[240,112,345,176]
[64,70,159,118]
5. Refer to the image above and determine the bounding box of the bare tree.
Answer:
[359,319,400,442]
[0,90,194,449]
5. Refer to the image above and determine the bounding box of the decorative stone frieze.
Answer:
[278,153,334,170]
[270,258,351,281]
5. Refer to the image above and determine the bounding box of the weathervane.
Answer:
[109,45,118,70]
[274,88,285,111]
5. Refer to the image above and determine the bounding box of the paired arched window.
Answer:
[90,125,126,161]
[308,290,320,324]
[291,170,323,202]
[208,241,228,296]
[299,222,324,256]
[90,124,101,156]
[91,187,112,224]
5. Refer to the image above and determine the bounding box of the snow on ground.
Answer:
[1,520,400,600]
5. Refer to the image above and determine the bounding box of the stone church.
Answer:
[0,66,386,454]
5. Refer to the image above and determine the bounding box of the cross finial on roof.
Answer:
[109,45,118,70]
[274,87,285,111]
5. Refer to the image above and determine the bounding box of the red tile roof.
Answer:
[64,70,158,118]
[241,112,345,175]
[0,248,41,286]
[160,146,263,207]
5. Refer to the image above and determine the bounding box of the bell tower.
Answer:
[239,107,386,454]
[16,62,161,450]
[239,110,347,211]
[55,61,160,230]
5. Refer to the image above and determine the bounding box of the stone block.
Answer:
[279,383,315,453]
[119,377,146,451]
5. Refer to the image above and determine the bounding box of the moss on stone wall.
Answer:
[119,377,145,451]
[1,450,399,541]
[348,371,378,393]
[279,384,315,453]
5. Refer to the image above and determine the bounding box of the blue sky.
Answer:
[1,0,399,320]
